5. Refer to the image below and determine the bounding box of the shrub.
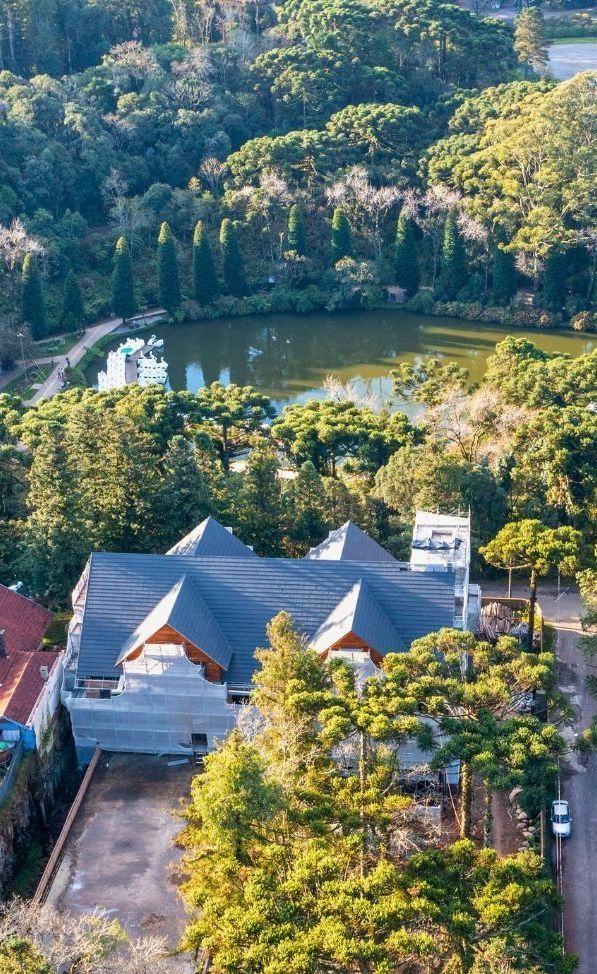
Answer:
[457,272,486,302]
[405,290,435,314]
[571,311,596,332]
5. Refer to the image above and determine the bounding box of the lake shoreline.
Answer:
[83,306,595,409]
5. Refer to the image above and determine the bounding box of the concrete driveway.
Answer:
[47,753,195,970]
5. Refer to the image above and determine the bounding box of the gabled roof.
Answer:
[116,573,232,670]
[0,651,60,726]
[167,516,255,558]
[79,553,455,684]
[310,579,405,655]
[0,584,52,655]
[305,522,396,563]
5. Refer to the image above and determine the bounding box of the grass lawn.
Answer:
[34,332,80,358]
[548,36,597,44]
[5,364,51,400]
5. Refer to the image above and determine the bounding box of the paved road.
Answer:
[552,595,597,973]
[25,309,165,406]
[481,582,596,969]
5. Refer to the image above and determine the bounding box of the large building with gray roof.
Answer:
[62,516,474,758]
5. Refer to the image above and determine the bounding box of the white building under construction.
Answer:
[62,515,480,759]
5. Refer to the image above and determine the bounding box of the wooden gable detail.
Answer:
[317,630,382,666]
[123,623,224,682]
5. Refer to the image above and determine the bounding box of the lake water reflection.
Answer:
[86,309,594,411]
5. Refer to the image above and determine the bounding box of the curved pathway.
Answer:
[24,309,165,406]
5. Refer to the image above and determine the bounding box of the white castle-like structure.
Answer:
[97,336,168,392]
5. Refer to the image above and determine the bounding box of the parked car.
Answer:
[551,799,572,838]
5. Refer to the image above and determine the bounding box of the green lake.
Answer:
[85,310,595,410]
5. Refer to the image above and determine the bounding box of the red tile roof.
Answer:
[0,651,60,726]
[0,584,52,655]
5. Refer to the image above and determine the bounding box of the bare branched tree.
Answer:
[425,385,529,463]
[0,898,173,974]
[323,373,382,412]
[0,218,44,300]
[412,184,462,289]
[327,167,400,259]
[199,156,226,196]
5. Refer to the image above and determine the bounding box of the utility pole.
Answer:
[16,331,25,365]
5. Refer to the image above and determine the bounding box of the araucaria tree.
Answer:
[286,203,306,256]
[220,218,247,297]
[61,270,85,332]
[331,207,352,265]
[193,221,218,305]
[179,614,569,974]
[111,236,136,323]
[439,212,468,298]
[394,211,420,296]
[21,253,46,339]
[158,221,181,317]
[481,520,583,649]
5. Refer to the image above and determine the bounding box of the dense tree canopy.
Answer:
[179,613,570,974]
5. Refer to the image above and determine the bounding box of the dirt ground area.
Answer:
[47,753,195,970]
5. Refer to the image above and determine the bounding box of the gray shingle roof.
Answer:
[167,516,255,558]
[78,554,455,685]
[310,579,405,655]
[115,573,232,670]
[305,521,397,563]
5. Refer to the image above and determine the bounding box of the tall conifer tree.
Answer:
[331,208,352,265]
[21,253,46,339]
[514,7,548,77]
[61,269,85,332]
[158,221,181,317]
[238,442,283,555]
[220,218,247,297]
[287,204,306,256]
[439,213,468,298]
[491,245,517,305]
[193,221,219,305]
[394,212,420,296]
[542,249,567,313]
[111,236,136,323]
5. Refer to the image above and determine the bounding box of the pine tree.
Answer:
[24,424,87,600]
[283,461,327,555]
[331,208,352,265]
[158,221,182,317]
[21,253,46,339]
[439,213,469,298]
[111,236,136,323]
[61,269,85,332]
[541,249,567,313]
[491,245,517,305]
[220,218,247,297]
[286,204,306,256]
[515,7,548,77]
[394,212,420,296]
[193,221,219,305]
[161,435,212,546]
[237,442,283,555]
